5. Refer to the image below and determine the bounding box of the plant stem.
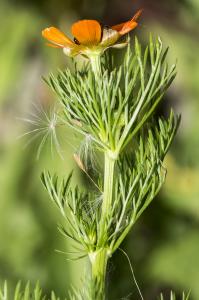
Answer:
[89,152,115,299]
[99,151,115,243]
[89,249,108,300]
[90,55,101,77]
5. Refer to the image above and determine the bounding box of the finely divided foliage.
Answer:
[42,36,179,248]
[42,112,180,255]
[45,36,176,154]
[0,281,92,300]
[159,292,190,300]
[41,36,182,299]
[0,282,190,300]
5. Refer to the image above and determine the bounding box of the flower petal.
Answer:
[71,20,102,45]
[46,43,61,48]
[42,27,74,48]
[111,9,143,35]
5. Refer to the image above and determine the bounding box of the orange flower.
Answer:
[42,9,142,58]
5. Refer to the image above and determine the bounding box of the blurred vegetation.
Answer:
[0,0,199,299]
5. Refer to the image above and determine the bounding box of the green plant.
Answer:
[40,34,181,300]
[158,291,190,300]
[0,282,190,300]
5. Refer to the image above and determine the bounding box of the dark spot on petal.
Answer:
[74,38,80,45]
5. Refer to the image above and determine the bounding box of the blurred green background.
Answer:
[0,0,199,299]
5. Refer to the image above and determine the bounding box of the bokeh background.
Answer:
[0,0,199,299]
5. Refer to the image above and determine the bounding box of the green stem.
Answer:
[89,152,115,299]
[90,55,101,77]
[89,249,108,300]
[99,152,115,243]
